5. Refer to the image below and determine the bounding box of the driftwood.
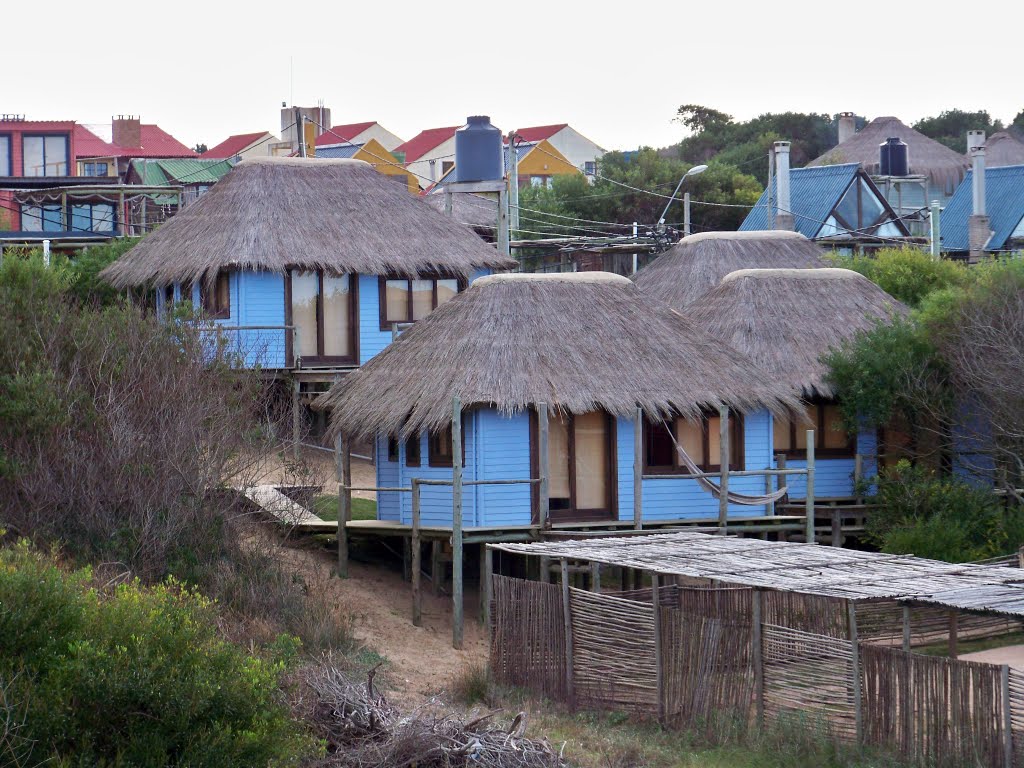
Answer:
[297,663,566,768]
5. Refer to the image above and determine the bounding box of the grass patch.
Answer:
[313,494,377,522]
[449,661,493,707]
[917,630,1024,657]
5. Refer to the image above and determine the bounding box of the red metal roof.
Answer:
[395,126,459,162]
[204,132,270,158]
[512,124,567,143]
[75,124,196,159]
[0,120,77,131]
[316,122,376,146]
[73,125,119,157]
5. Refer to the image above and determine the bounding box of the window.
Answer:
[428,422,465,467]
[20,204,62,232]
[287,270,357,364]
[0,135,9,176]
[181,280,195,306]
[23,135,69,176]
[387,437,400,462]
[583,161,597,176]
[163,285,174,314]
[773,401,854,458]
[406,435,421,467]
[441,160,454,176]
[533,409,615,520]
[201,272,231,319]
[70,203,115,233]
[642,413,743,473]
[82,161,109,177]
[379,276,462,330]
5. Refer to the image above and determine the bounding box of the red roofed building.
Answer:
[74,116,196,178]
[511,124,605,176]
[204,131,277,161]
[395,126,459,189]
[314,121,404,152]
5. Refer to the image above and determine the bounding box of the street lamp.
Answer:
[656,164,708,232]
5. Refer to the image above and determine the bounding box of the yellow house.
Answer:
[511,139,580,188]
[313,137,417,193]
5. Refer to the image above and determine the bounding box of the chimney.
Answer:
[112,115,141,148]
[968,145,990,262]
[838,112,856,145]
[967,130,986,153]
[773,141,794,231]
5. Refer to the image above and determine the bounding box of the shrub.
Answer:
[449,661,493,707]
[834,247,966,307]
[0,543,316,767]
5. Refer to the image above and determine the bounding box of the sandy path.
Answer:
[960,644,1024,670]
[247,446,378,501]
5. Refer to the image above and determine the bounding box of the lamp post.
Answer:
[656,164,708,234]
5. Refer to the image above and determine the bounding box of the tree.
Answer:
[913,109,1004,153]
[1012,109,1024,135]
[674,104,732,134]
[194,142,208,154]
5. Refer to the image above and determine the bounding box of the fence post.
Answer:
[590,562,601,593]
[805,431,816,544]
[652,572,665,724]
[718,406,729,533]
[538,403,550,529]
[292,378,301,460]
[539,556,551,584]
[848,599,863,743]
[902,605,912,652]
[1002,665,1013,768]
[337,434,351,578]
[483,544,493,639]
[560,558,575,709]
[411,479,422,627]
[854,453,864,504]
[634,407,643,530]
[452,396,464,651]
[752,589,765,727]
[948,611,958,659]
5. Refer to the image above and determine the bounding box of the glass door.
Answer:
[288,270,357,365]
[538,409,614,522]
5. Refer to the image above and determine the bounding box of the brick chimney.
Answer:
[773,141,795,231]
[112,115,141,148]
[838,112,856,145]
[968,144,991,262]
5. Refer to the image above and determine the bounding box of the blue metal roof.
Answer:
[315,144,363,159]
[941,165,1024,252]
[740,163,860,239]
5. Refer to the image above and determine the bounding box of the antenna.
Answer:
[289,56,294,107]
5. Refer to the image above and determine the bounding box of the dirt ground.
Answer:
[960,644,1024,670]
[250,446,378,502]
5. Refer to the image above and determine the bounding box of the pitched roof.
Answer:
[395,126,459,162]
[100,157,515,289]
[75,124,197,159]
[316,122,376,146]
[73,125,120,157]
[204,132,270,159]
[633,231,829,311]
[807,115,969,191]
[941,164,1024,252]
[513,124,568,142]
[980,132,1024,169]
[315,144,363,159]
[422,191,498,228]
[739,163,861,238]
[684,268,908,399]
[315,272,801,439]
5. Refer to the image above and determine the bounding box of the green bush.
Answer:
[865,462,1023,562]
[834,247,966,307]
[0,543,316,767]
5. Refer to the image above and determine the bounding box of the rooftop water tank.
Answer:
[879,137,909,176]
[454,116,502,183]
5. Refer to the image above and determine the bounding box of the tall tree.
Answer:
[913,110,1004,152]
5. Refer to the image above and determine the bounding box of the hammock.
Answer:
[661,420,791,506]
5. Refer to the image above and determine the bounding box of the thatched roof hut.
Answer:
[632,231,828,311]
[316,272,801,439]
[807,116,969,193]
[101,157,514,288]
[684,268,908,399]
[980,131,1024,168]
[422,191,498,230]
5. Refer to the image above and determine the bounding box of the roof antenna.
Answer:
[289,56,294,107]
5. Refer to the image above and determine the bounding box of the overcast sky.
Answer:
[3,0,1018,153]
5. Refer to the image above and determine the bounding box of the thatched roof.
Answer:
[808,116,969,192]
[632,231,828,311]
[100,157,515,288]
[422,191,498,229]
[684,268,908,399]
[980,131,1024,168]
[316,272,802,439]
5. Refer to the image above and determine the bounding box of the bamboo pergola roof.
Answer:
[491,532,1024,617]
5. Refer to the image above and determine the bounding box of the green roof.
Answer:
[130,158,235,186]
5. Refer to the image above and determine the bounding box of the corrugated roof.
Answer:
[73,125,120,157]
[941,164,1024,252]
[315,144,363,159]
[204,132,270,159]
[513,124,567,142]
[130,158,234,186]
[740,164,860,238]
[76,124,196,159]
[316,122,376,146]
[395,126,458,162]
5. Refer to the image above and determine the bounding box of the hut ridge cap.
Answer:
[721,267,863,283]
[681,230,808,244]
[239,156,371,168]
[474,271,634,288]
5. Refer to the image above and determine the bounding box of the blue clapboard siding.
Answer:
[376,437,401,521]
[394,420,479,526]
[476,410,533,527]
[235,271,286,368]
[773,420,878,499]
[618,410,775,522]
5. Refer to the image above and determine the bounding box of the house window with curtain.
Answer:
[200,272,231,319]
[82,162,109,177]
[22,135,69,176]
[773,401,853,458]
[643,413,743,473]
[427,421,466,468]
[378,276,463,330]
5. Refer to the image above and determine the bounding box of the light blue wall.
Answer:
[952,398,995,486]
[775,423,877,500]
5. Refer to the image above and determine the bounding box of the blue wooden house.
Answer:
[100,157,514,375]
[316,272,803,527]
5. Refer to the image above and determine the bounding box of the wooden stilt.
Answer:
[560,558,575,709]
[590,562,601,593]
[431,540,443,596]
[805,431,816,544]
[539,555,551,584]
[538,403,549,528]
[337,434,351,578]
[452,396,464,650]
[652,572,664,724]
[902,604,911,652]
[483,545,493,636]
[633,406,643,530]
[848,600,863,743]
[292,379,301,460]
[411,479,422,627]
[752,589,764,726]
[948,611,958,659]
[402,538,412,582]
[718,405,729,533]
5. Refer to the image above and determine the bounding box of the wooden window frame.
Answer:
[406,434,421,467]
[529,409,618,523]
[641,413,744,474]
[387,437,400,463]
[284,269,360,367]
[200,271,231,320]
[774,400,855,459]
[377,275,465,331]
[427,418,466,468]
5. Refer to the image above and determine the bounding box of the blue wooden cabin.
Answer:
[317,272,805,528]
[101,157,514,373]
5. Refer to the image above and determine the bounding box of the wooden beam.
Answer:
[292,378,301,460]
[1002,665,1013,768]
[902,604,911,652]
[452,396,464,650]
[560,558,575,709]
[431,540,443,596]
[590,562,601,593]
[805,430,816,544]
[752,589,764,726]
[948,611,958,659]
[652,572,664,724]
[718,406,729,533]
[411,479,422,627]
[483,545,493,637]
[538,403,549,528]
[848,600,863,743]
[633,407,643,530]
[337,434,351,578]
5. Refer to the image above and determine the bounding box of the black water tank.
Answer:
[454,116,502,182]
[879,137,909,176]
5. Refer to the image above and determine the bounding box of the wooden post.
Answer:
[411,479,422,626]
[805,430,816,544]
[948,611,958,659]
[831,510,842,548]
[482,544,493,636]
[902,604,912,652]
[292,378,301,460]
[752,589,765,726]
[431,540,443,596]
[652,572,664,724]
[560,558,575,708]
[337,434,351,578]
[854,453,864,505]
[539,555,551,584]
[1002,665,1013,768]
[633,407,643,530]
[848,600,863,743]
[764,467,774,517]
[590,562,601,593]
[538,403,550,528]
[452,396,464,650]
[718,406,729,533]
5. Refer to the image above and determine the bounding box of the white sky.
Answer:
[2,0,1019,152]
